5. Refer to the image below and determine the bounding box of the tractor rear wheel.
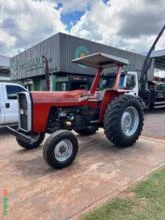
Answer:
[104,95,144,147]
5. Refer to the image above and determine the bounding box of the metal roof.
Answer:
[72,52,129,68]
[151,50,165,70]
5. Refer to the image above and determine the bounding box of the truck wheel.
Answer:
[16,133,45,149]
[43,130,78,169]
[74,127,97,136]
[104,95,144,147]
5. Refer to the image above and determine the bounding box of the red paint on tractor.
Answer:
[99,90,124,121]
[90,67,103,94]
[112,65,122,91]
[30,53,129,133]
[31,90,89,133]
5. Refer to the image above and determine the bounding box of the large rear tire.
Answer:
[104,95,144,147]
[16,133,45,149]
[43,130,78,169]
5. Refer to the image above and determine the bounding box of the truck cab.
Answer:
[0,82,26,125]
[123,72,139,96]
[100,71,139,97]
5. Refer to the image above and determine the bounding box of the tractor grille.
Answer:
[20,115,28,130]
[19,93,27,109]
[18,93,28,131]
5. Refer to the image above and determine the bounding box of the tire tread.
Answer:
[104,95,144,147]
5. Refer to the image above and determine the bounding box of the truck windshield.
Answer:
[99,74,126,90]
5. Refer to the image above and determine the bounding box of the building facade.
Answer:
[10,33,153,91]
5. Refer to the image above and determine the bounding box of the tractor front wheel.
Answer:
[43,130,78,169]
[104,95,144,147]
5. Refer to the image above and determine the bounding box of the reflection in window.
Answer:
[126,75,136,90]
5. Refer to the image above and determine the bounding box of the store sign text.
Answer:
[11,56,52,75]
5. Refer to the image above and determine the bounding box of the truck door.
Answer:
[4,84,26,124]
[0,85,5,124]
[124,72,139,96]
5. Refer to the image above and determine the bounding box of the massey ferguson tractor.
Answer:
[8,25,164,170]
[8,53,144,169]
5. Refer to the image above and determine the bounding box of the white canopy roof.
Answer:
[72,52,129,68]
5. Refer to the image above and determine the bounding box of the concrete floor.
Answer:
[143,109,165,139]
[0,110,165,220]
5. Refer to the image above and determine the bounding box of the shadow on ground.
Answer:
[0,125,17,136]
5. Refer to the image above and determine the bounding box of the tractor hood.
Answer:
[31,90,89,106]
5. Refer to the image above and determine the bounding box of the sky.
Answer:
[0,0,165,57]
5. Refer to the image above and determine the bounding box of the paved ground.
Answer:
[0,110,165,220]
[142,109,165,139]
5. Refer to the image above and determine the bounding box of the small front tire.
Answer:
[43,130,78,169]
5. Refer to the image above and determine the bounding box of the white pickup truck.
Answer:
[0,82,26,126]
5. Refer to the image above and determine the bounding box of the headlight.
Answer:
[18,92,32,131]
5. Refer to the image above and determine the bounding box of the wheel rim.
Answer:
[121,106,139,137]
[54,139,73,162]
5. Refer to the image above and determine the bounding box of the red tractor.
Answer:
[8,53,144,169]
